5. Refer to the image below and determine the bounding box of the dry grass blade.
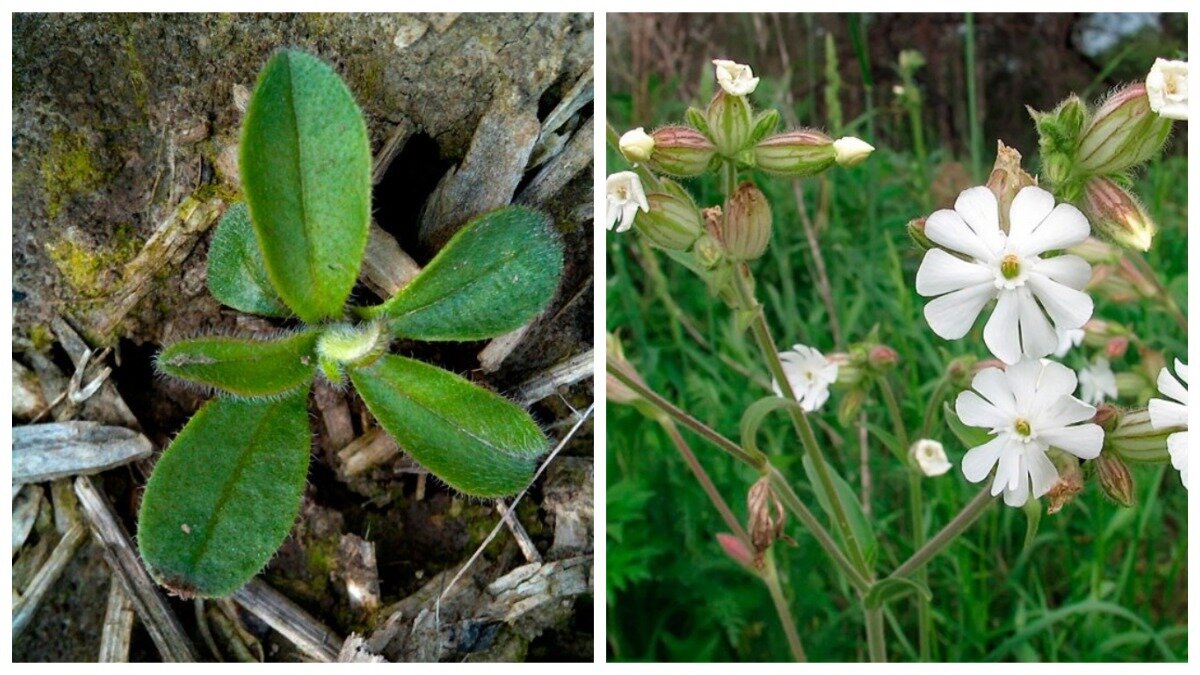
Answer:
[98,577,137,662]
[11,522,87,637]
[232,578,343,662]
[14,422,153,483]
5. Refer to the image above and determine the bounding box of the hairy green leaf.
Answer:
[157,331,319,397]
[349,355,548,496]
[360,206,564,341]
[206,203,289,318]
[138,387,312,598]
[240,49,371,323]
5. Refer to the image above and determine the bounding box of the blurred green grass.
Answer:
[605,38,1188,662]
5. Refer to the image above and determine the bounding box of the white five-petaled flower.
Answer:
[606,172,649,234]
[911,439,952,477]
[1078,357,1118,406]
[712,59,760,96]
[916,186,1094,364]
[956,358,1103,507]
[1054,327,1085,357]
[772,344,838,412]
[1149,359,1188,489]
[1146,58,1188,121]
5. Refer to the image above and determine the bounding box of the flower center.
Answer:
[1000,253,1022,280]
[1013,417,1032,438]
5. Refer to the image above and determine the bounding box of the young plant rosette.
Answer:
[137,49,564,598]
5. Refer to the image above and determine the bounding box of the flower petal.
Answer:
[1149,398,1188,429]
[1026,273,1094,330]
[1157,366,1188,406]
[956,391,1010,429]
[1007,186,1056,245]
[925,208,995,262]
[972,367,1017,416]
[1168,431,1187,489]
[916,248,992,296]
[1024,444,1060,498]
[1016,286,1059,360]
[954,186,1003,252]
[962,435,1006,483]
[983,289,1021,364]
[923,282,994,340]
[1032,254,1092,290]
[1039,423,1103,460]
[1003,473,1031,507]
[1004,358,1043,412]
[994,440,1022,494]
[1016,202,1091,256]
[1033,359,1080,401]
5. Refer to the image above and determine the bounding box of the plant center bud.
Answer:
[1013,418,1032,438]
[1000,253,1022,280]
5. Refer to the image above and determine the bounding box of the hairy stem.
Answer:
[762,552,808,662]
[890,485,997,580]
[659,420,751,548]
[865,606,888,662]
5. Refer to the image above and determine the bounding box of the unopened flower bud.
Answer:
[1030,95,1087,186]
[868,345,899,370]
[716,533,755,571]
[1083,176,1157,251]
[1045,451,1084,515]
[693,233,725,269]
[706,90,753,157]
[837,387,867,426]
[1068,236,1122,265]
[1092,403,1121,432]
[910,439,952,477]
[647,126,716,176]
[947,355,979,390]
[619,127,655,164]
[1145,58,1188,121]
[1105,336,1130,360]
[634,180,706,251]
[722,182,772,260]
[1076,83,1172,176]
[1106,408,1172,464]
[833,136,875,167]
[753,130,836,175]
[907,218,934,250]
[985,141,1038,232]
[1093,453,1135,507]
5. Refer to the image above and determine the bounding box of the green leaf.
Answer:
[206,203,290,318]
[863,577,933,610]
[802,454,878,566]
[137,387,312,598]
[360,206,563,341]
[157,330,319,397]
[943,402,993,450]
[349,354,548,497]
[739,396,797,457]
[240,49,371,323]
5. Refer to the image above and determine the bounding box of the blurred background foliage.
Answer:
[606,13,1187,662]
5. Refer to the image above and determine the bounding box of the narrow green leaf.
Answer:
[206,203,290,318]
[360,206,564,341]
[802,454,878,565]
[157,330,318,397]
[863,577,933,610]
[240,49,371,323]
[739,396,797,457]
[349,355,548,497]
[138,387,312,598]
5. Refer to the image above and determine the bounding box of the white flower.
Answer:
[1146,58,1188,121]
[712,59,759,96]
[956,358,1103,507]
[606,171,649,233]
[1077,357,1118,405]
[911,439,952,477]
[916,186,1094,364]
[1054,327,1085,357]
[772,344,838,412]
[833,137,875,167]
[1149,359,1188,489]
[619,127,655,164]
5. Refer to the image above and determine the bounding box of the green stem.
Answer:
[767,468,871,594]
[865,605,887,662]
[890,485,997,580]
[919,374,953,441]
[762,552,807,662]
[731,266,871,577]
[964,12,983,180]
[660,420,752,548]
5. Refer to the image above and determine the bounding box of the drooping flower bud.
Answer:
[1106,408,1172,464]
[633,179,706,251]
[705,91,753,157]
[985,141,1038,232]
[722,182,772,260]
[647,126,716,177]
[753,130,836,175]
[1075,83,1172,176]
[1083,176,1157,251]
[1145,58,1188,121]
[833,136,875,167]
[618,127,655,164]
[1093,453,1136,507]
